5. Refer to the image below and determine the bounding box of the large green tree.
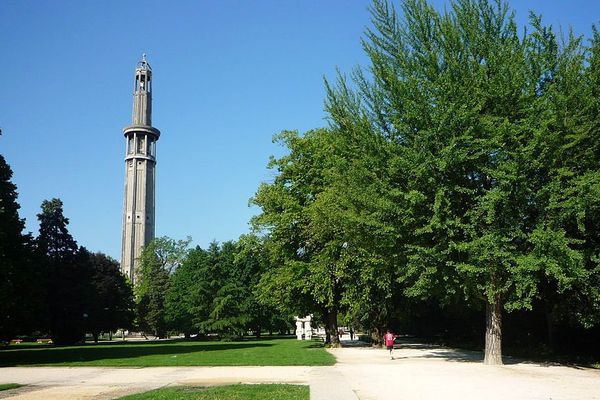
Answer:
[85,251,135,342]
[136,236,190,337]
[166,237,293,338]
[252,0,600,362]
[323,0,600,363]
[36,198,93,345]
[252,127,396,345]
[165,246,210,337]
[0,152,36,342]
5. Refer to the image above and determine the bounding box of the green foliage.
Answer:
[136,237,191,337]
[85,251,135,340]
[165,236,292,338]
[36,198,92,345]
[0,154,36,341]
[1,151,137,343]
[251,0,600,356]
[164,247,210,336]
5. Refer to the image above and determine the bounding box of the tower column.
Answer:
[121,54,161,285]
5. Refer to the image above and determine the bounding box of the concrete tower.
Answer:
[121,54,160,284]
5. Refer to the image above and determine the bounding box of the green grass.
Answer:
[118,384,308,400]
[0,383,23,391]
[0,338,334,367]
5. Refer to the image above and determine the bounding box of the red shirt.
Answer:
[384,333,395,346]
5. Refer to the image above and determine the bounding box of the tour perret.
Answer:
[120,54,160,285]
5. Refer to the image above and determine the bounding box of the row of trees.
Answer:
[1,137,291,344]
[1,147,134,344]
[135,236,293,339]
[250,0,600,364]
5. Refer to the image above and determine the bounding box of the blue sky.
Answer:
[1,0,599,259]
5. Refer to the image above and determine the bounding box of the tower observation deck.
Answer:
[120,54,160,284]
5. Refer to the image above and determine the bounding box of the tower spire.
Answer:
[121,55,161,285]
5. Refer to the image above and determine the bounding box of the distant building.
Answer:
[120,54,160,284]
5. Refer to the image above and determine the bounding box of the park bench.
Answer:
[36,338,53,344]
[10,339,23,344]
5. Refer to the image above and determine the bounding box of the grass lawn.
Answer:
[117,384,308,400]
[0,338,334,367]
[0,383,23,391]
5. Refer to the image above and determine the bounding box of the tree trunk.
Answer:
[484,298,503,365]
[92,332,99,344]
[371,326,383,346]
[109,331,113,341]
[327,310,341,347]
[184,332,191,339]
[545,306,555,350]
[325,309,340,347]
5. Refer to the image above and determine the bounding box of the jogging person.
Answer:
[384,330,396,360]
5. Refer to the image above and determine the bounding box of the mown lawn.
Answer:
[0,383,22,391]
[118,384,308,400]
[0,338,334,367]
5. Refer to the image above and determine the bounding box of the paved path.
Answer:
[1,340,599,399]
[330,341,600,400]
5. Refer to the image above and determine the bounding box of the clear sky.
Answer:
[1,0,599,260]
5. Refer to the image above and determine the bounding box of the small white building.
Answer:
[295,315,313,340]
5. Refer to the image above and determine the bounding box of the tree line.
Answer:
[135,236,293,339]
[250,0,600,364]
[0,152,133,344]
[0,147,292,344]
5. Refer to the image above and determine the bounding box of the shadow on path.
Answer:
[393,339,534,365]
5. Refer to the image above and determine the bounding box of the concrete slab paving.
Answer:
[309,366,359,400]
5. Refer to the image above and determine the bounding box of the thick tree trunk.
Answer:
[545,306,555,350]
[484,298,503,365]
[370,326,384,346]
[325,309,340,347]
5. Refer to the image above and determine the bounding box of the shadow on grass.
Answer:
[0,341,274,367]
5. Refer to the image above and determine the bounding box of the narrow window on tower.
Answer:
[128,137,134,154]
[137,136,144,153]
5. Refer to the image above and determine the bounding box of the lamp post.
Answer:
[82,313,88,344]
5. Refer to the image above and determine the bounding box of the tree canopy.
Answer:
[251,0,600,363]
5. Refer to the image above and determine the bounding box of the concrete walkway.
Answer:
[330,342,600,399]
[1,340,599,399]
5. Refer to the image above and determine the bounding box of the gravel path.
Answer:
[1,339,599,399]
